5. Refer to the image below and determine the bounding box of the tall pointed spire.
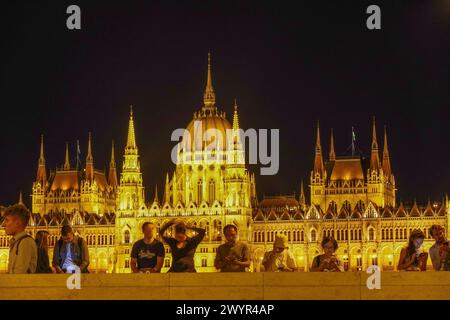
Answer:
[329,128,336,161]
[18,191,23,205]
[85,132,94,180]
[36,134,47,186]
[370,117,380,171]
[64,142,70,170]
[108,140,118,190]
[232,99,240,131]
[314,121,324,174]
[153,185,159,204]
[382,125,392,177]
[299,180,306,208]
[164,173,170,204]
[126,105,137,153]
[203,52,216,110]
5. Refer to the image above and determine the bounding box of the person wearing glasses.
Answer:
[310,236,344,272]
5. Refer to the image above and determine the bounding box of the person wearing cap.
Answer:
[261,234,297,272]
[310,236,344,272]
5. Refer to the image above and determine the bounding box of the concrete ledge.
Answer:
[0,272,449,300]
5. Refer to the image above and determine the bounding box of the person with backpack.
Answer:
[4,204,37,274]
[35,230,53,273]
[52,225,90,273]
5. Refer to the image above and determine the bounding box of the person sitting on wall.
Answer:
[4,204,37,274]
[429,225,450,271]
[310,236,344,272]
[214,224,251,272]
[53,225,90,273]
[261,234,297,272]
[159,218,205,272]
[130,222,165,273]
[397,229,427,271]
[35,230,53,273]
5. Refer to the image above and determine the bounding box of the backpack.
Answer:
[57,237,90,273]
[11,234,33,255]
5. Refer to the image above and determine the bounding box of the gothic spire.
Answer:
[64,142,70,170]
[203,52,216,110]
[329,128,336,161]
[85,132,94,180]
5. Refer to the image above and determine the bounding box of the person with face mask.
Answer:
[261,234,297,272]
[429,225,450,271]
[159,218,205,272]
[214,224,250,272]
[397,229,427,271]
[310,236,344,272]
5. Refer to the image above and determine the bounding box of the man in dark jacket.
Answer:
[52,225,90,273]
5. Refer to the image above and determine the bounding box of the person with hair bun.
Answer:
[310,236,344,272]
[160,218,205,272]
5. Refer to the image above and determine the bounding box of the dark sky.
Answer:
[1,0,449,207]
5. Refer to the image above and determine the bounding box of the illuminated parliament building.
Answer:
[0,55,448,273]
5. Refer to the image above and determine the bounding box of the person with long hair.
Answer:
[159,218,205,272]
[35,230,52,273]
[397,229,427,271]
[310,236,344,272]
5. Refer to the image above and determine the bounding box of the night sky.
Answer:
[1,1,449,207]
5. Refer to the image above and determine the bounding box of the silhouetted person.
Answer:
[160,218,205,272]
[35,230,52,273]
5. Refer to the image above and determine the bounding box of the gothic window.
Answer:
[368,228,375,241]
[123,230,130,244]
[359,230,362,240]
[197,180,203,204]
[395,229,399,240]
[310,229,317,242]
[208,180,215,204]
[201,258,208,267]
[164,259,170,268]
[301,230,304,242]
[125,260,130,268]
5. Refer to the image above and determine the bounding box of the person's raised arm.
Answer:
[159,219,177,243]
[187,225,206,246]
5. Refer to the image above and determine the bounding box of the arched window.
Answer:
[123,230,130,244]
[395,229,399,240]
[208,180,215,204]
[301,230,304,242]
[311,229,317,242]
[368,228,375,241]
[197,180,203,204]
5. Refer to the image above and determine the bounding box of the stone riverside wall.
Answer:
[0,272,449,300]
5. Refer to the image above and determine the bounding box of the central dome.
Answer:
[185,109,232,151]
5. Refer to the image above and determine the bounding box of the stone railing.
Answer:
[0,272,449,300]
